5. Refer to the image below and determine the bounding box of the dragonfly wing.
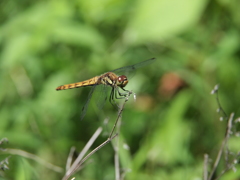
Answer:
[111,58,156,77]
[80,84,98,120]
[80,84,110,120]
[93,84,110,111]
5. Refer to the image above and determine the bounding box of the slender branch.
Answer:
[63,90,132,180]
[114,144,120,180]
[66,147,76,171]
[113,91,132,180]
[62,132,118,180]
[4,148,63,173]
[203,154,209,180]
[208,113,234,180]
[113,109,122,180]
[211,84,227,119]
[215,161,235,180]
[63,127,103,180]
[76,133,118,169]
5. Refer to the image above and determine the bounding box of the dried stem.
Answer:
[62,91,132,180]
[211,84,227,119]
[4,148,63,173]
[62,127,103,180]
[203,154,209,180]
[112,91,132,180]
[208,113,234,180]
[66,147,76,171]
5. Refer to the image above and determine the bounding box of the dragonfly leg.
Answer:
[114,87,129,99]
[118,87,132,97]
[109,87,133,110]
[109,87,119,110]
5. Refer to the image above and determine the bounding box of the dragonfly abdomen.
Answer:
[56,76,99,90]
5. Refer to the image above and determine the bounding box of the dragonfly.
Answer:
[56,58,156,120]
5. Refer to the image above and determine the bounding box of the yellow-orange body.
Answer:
[56,72,127,91]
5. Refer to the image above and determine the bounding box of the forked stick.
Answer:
[62,91,132,180]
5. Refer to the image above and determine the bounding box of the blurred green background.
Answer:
[1,0,240,179]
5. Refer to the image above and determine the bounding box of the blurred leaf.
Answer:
[148,90,192,163]
[228,136,240,152]
[53,23,105,50]
[130,90,193,173]
[124,0,208,45]
[0,1,105,69]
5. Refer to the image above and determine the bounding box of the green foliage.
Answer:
[1,0,240,179]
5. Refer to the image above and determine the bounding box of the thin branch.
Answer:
[66,147,76,171]
[62,130,118,180]
[211,84,228,119]
[112,91,132,180]
[4,148,63,173]
[63,127,103,180]
[208,113,234,180]
[114,145,120,180]
[203,154,209,180]
[214,153,240,180]
[113,109,122,180]
[76,133,118,170]
[63,90,132,180]
[62,133,118,180]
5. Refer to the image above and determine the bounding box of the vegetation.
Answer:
[0,0,240,179]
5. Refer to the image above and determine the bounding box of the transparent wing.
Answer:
[80,84,111,120]
[93,84,110,111]
[111,58,156,77]
[80,85,98,120]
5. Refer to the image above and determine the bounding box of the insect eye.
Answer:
[118,75,128,87]
[118,75,127,82]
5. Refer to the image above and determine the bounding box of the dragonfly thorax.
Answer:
[117,75,128,88]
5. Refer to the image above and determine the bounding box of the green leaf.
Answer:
[124,0,208,45]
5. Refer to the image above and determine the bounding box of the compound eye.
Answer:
[118,75,128,87]
[118,75,127,82]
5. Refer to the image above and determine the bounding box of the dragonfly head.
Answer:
[117,75,128,88]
